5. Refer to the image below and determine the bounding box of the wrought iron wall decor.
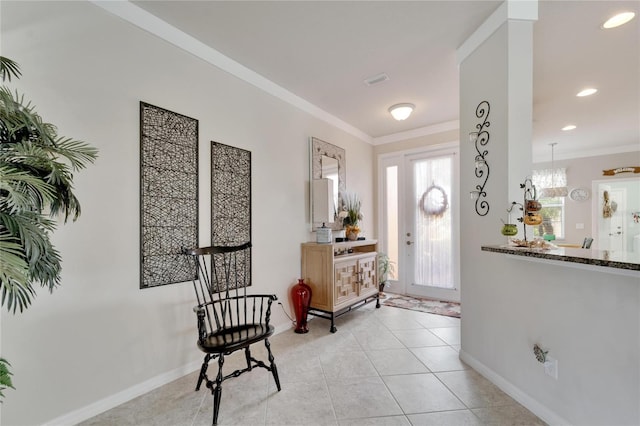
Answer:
[469,100,491,216]
[211,141,251,291]
[140,102,199,288]
[507,177,537,242]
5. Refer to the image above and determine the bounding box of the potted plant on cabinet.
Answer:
[377,252,395,297]
[0,56,98,399]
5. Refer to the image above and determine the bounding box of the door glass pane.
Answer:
[385,166,399,280]
[413,155,453,289]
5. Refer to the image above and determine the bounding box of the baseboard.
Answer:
[459,350,572,426]
[44,324,294,425]
[44,359,202,426]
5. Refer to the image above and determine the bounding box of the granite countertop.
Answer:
[481,244,640,272]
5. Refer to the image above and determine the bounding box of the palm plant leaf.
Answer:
[0,88,57,147]
[0,56,21,82]
[1,211,60,268]
[50,137,99,171]
[0,231,34,313]
[1,136,96,222]
[0,358,15,398]
[0,232,28,285]
[0,164,56,214]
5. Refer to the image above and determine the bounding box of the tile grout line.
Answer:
[381,306,481,422]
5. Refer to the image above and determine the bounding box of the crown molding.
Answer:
[90,0,373,144]
[373,120,460,145]
[533,143,640,163]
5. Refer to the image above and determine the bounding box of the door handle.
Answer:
[407,241,413,245]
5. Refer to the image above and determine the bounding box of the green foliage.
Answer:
[377,252,396,284]
[0,56,97,313]
[0,56,98,398]
[0,358,15,399]
[339,191,362,226]
[0,57,20,82]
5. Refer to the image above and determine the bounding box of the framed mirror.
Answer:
[310,137,345,231]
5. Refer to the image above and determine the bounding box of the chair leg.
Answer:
[211,354,225,425]
[196,353,212,391]
[244,347,252,371]
[265,338,281,391]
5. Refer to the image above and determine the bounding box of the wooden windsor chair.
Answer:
[183,242,281,425]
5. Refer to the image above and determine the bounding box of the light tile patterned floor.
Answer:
[80,300,546,426]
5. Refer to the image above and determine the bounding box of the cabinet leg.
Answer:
[330,314,337,333]
[376,294,381,309]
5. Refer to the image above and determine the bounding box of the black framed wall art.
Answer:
[211,141,251,245]
[210,141,251,290]
[140,102,199,288]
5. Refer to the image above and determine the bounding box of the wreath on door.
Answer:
[419,184,449,218]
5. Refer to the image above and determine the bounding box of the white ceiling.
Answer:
[130,0,639,162]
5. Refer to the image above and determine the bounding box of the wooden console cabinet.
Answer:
[301,240,379,332]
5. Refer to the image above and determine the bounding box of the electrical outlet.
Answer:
[544,357,558,379]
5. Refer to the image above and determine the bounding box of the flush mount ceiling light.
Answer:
[389,103,414,121]
[562,125,577,131]
[602,11,636,29]
[577,88,598,97]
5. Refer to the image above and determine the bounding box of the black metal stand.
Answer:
[307,293,380,333]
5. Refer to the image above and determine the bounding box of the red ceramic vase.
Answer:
[291,278,312,334]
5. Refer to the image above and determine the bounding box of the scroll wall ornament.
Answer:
[140,102,198,288]
[469,100,491,216]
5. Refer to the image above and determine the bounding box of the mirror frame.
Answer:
[310,137,346,231]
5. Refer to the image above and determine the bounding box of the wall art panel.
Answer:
[140,102,198,288]
[211,141,251,290]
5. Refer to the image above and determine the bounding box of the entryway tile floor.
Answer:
[80,299,546,426]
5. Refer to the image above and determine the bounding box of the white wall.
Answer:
[0,2,374,424]
[459,10,640,426]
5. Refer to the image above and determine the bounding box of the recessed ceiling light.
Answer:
[562,125,577,131]
[577,88,597,97]
[602,12,636,29]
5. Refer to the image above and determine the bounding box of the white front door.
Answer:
[378,145,460,302]
[405,151,459,302]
